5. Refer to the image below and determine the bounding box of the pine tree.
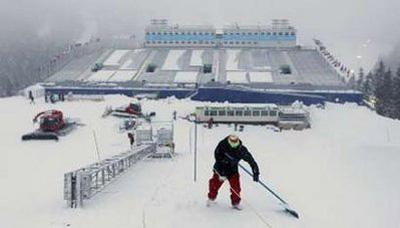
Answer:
[393,66,400,119]
[363,72,373,97]
[374,61,387,115]
[356,67,364,90]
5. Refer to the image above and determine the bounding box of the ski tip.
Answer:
[285,208,299,219]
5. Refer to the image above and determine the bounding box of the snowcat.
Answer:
[21,110,79,141]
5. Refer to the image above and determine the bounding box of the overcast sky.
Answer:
[1,0,400,71]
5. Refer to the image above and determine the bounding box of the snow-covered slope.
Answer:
[1,96,400,228]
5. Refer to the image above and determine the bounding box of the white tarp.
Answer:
[103,50,130,66]
[108,71,137,82]
[162,50,185,70]
[87,71,116,81]
[189,50,204,66]
[248,72,273,83]
[120,59,133,70]
[226,71,249,84]
[174,71,198,83]
[226,49,241,70]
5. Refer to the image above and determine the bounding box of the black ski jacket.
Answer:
[213,137,259,178]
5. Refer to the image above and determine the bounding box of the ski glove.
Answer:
[253,173,259,182]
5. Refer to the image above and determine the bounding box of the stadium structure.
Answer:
[42,19,362,105]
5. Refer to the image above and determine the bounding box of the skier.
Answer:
[207,134,259,210]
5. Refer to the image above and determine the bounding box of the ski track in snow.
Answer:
[1,96,400,228]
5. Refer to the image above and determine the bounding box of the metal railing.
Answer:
[64,143,156,208]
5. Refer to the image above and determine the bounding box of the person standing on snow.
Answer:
[207,134,259,210]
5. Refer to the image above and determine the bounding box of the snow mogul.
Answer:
[21,110,78,141]
[207,134,259,210]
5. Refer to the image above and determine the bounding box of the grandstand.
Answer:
[43,20,362,105]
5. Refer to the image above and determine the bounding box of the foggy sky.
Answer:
[1,0,400,71]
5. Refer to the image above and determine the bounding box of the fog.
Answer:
[0,0,399,95]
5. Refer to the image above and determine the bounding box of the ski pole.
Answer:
[238,163,299,219]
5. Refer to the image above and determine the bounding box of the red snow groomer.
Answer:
[102,102,143,118]
[22,110,78,141]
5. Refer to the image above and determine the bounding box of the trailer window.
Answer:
[244,110,251,116]
[269,110,277,116]
[235,110,243,116]
[210,110,217,116]
[227,110,234,116]
[204,110,209,116]
[261,110,268,116]
[252,111,260,116]
[218,110,226,116]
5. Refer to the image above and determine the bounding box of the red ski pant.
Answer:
[208,172,241,205]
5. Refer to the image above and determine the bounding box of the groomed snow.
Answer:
[86,70,116,81]
[174,71,198,83]
[103,50,130,66]
[107,70,137,82]
[226,71,249,84]
[162,50,185,70]
[1,96,400,228]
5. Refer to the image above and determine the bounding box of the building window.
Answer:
[193,41,197,44]
[242,41,245,44]
[193,32,197,35]
[235,110,243,116]
[199,32,203,35]
[224,41,227,44]
[278,32,283,35]
[175,32,179,35]
[285,32,289,35]
[146,41,150,44]
[270,110,277,116]
[236,41,239,44]
[157,32,161,35]
[152,32,156,35]
[261,110,268,116]
[253,42,257,44]
[205,41,209,44]
[181,32,185,35]
[163,41,167,44]
[188,41,192,44]
[210,110,217,116]
[181,41,185,44]
[252,111,260,116]
[157,41,161,44]
[169,41,173,44]
[146,32,150,35]
[152,41,156,44]
[218,110,226,116]
[244,110,251,116]
[291,32,295,36]
[248,32,252,35]
[229,41,233,44]
[236,33,240,35]
[175,41,179,44]
[248,41,252,44]
[169,32,173,35]
[267,32,271,35]
[211,41,215,44]
[230,33,234,35]
[261,32,265,35]
[254,32,258,35]
[224,32,227,35]
[205,32,209,35]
